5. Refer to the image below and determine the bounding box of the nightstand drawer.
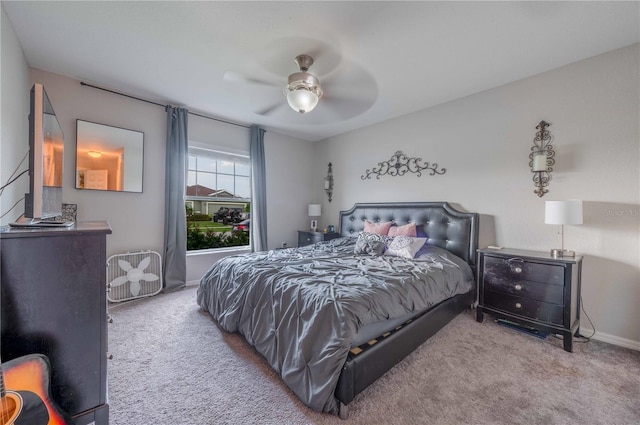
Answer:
[484,290,563,325]
[483,277,564,304]
[299,233,322,246]
[484,256,564,285]
[297,231,340,247]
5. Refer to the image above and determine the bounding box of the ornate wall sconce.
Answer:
[324,162,333,202]
[529,120,555,197]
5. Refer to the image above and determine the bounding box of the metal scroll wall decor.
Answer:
[528,120,555,197]
[324,162,334,202]
[361,150,446,180]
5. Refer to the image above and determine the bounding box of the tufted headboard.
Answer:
[339,202,479,270]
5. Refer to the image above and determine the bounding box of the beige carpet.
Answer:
[107,285,640,425]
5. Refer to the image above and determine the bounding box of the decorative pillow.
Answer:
[388,222,417,237]
[363,220,393,235]
[384,236,427,259]
[354,232,388,256]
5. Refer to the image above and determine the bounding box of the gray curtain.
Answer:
[250,125,268,251]
[163,106,188,292]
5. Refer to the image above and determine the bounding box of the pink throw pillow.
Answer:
[363,220,393,235]
[388,222,417,238]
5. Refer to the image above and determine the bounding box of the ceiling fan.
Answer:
[223,49,378,122]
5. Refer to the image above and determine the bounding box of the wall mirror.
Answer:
[76,120,144,192]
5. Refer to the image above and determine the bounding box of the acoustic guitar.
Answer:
[0,354,70,425]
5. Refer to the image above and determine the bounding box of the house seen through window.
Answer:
[186,146,251,251]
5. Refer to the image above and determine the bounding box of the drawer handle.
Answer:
[514,284,522,291]
[515,302,522,309]
[514,267,522,274]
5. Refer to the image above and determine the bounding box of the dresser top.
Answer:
[478,247,583,263]
[0,220,112,239]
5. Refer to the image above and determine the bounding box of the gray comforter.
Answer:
[196,237,473,414]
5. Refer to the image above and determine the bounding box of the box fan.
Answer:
[107,250,162,302]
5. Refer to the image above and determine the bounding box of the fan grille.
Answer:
[107,250,163,302]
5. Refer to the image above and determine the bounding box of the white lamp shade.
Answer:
[308,204,322,217]
[545,200,583,225]
[287,89,319,113]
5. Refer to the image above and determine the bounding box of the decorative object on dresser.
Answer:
[60,203,77,222]
[529,120,555,197]
[545,200,583,258]
[308,204,321,232]
[476,247,583,352]
[0,222,112,424]
[324,163,333,202]
[361,150,446,180]
[297,230,339,247]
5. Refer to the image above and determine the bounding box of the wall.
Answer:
[0,4,30,226]
[313,44,640,348]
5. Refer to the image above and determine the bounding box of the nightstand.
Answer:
[297,231,340,247]
[476,248,583,352]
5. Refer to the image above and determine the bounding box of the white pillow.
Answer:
[384,236,427,259]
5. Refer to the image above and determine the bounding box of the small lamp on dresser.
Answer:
[545,200,583,258]
[308,204,321,232]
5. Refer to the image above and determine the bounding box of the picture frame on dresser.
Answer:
[475,247,583,352]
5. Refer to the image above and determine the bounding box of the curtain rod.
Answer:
[80,81,251,129]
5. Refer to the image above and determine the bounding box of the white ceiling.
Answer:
[4,1,639,142]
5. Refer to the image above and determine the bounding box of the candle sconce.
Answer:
[529,120,555,197]
[324,162,333,202]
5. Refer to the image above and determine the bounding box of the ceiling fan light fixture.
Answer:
[286,87,321,114]
[285,55,323,114]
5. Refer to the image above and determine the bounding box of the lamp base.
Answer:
[550,248,576,258]
[310,219,318,232]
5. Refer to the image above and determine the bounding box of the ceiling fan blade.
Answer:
[256,102,285,116]
[223,71,280,88]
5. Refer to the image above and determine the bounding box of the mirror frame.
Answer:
[75,119,144,193]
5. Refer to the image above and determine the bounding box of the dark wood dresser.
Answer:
[297,230,340,247]
[1,221,112,424]
[475,248,583,352]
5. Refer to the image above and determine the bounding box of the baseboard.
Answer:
[580,328,640,351]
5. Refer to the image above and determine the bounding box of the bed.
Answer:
[197,202,479,418]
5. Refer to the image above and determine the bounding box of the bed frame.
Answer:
[334,202,479,419]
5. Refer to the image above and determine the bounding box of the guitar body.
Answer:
[1,354,70,425]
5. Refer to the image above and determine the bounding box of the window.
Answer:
[185,145,251,251]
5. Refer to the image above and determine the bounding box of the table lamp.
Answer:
[308,204,321,232]
[545,200,582,258]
